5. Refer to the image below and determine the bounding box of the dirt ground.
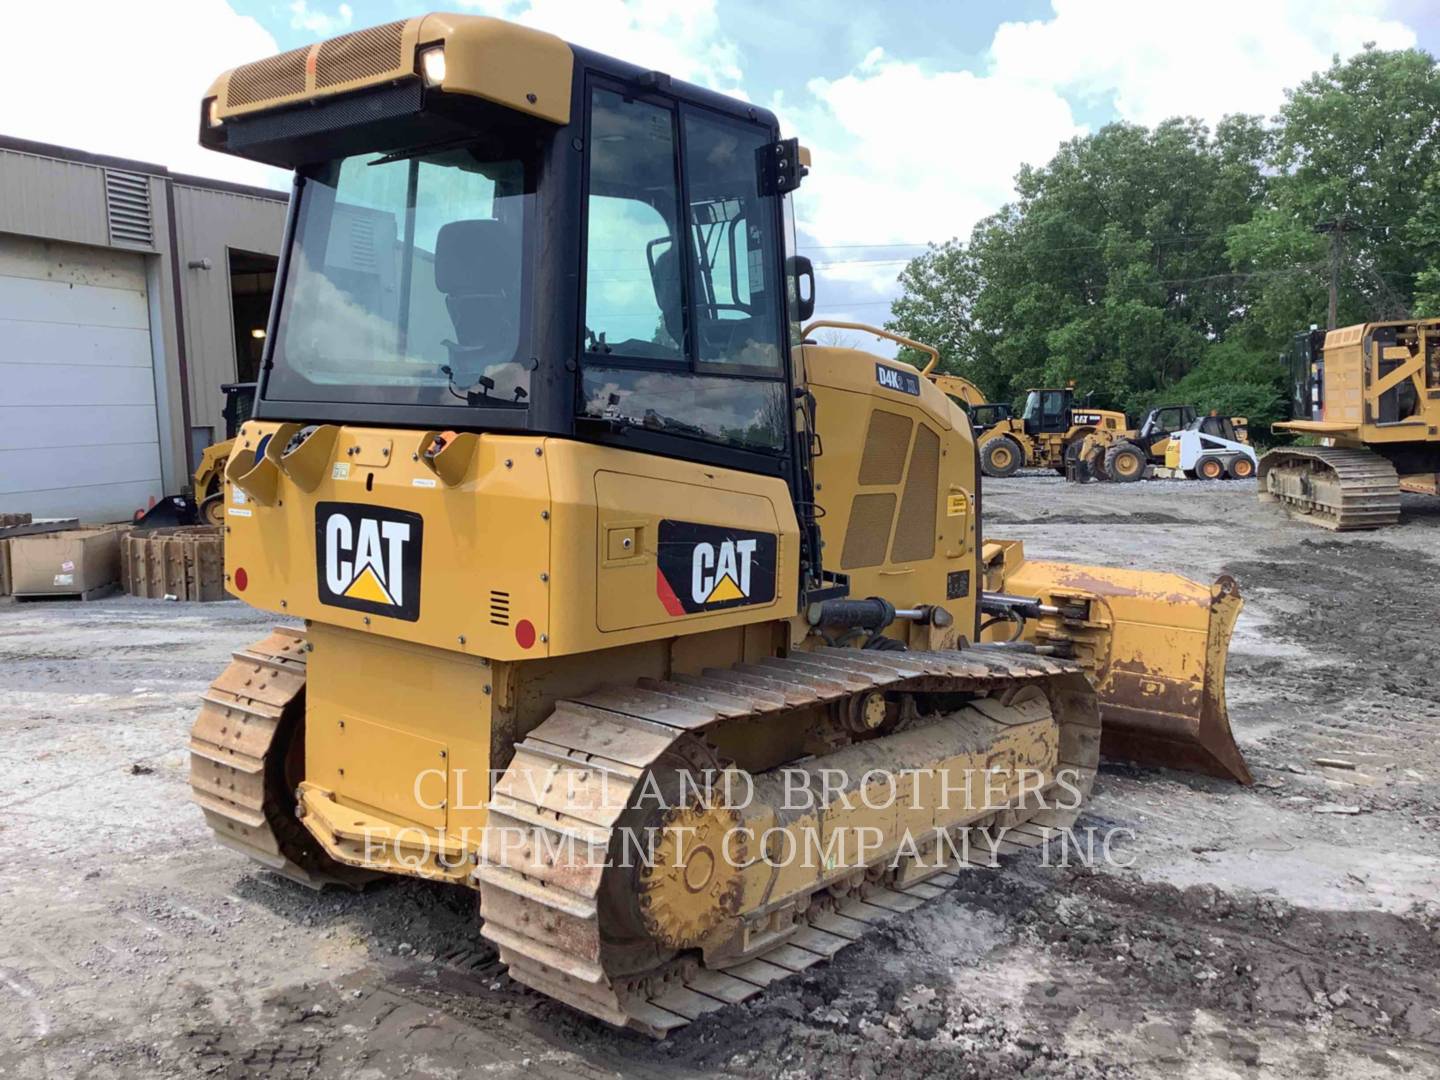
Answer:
[2,474,1437,1079]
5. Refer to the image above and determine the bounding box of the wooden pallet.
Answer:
[14,582,121,602]
[0,517,79,539]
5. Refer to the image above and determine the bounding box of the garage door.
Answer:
[0,235,164,522]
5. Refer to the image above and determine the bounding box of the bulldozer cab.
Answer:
[218,33,808,487]
[1021,388,1071,435]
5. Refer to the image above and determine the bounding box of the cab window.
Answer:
[684,109,783,373]
[580,87,788,453]
[583,89,685,361]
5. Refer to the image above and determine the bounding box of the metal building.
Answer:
[0,135,287,521]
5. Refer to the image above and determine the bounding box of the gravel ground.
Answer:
[1,473,1437,1079]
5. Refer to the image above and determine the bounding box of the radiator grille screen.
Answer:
[891,424,939,563]
[840,493,896,569]
[857,410,912,486]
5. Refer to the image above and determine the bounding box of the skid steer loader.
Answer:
[191,14,1250,1037]
[135,383,257,528]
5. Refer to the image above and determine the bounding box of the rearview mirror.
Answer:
[787,255,815,323]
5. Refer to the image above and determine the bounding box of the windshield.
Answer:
[1021,391,1040,422]
[266,143,536,408]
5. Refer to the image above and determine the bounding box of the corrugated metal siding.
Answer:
[0,148,113,248]
[171,183,287,437]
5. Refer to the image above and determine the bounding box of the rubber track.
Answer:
[477,646,1099,1036]
[1258,446,1401,530]
[188,626,369,889]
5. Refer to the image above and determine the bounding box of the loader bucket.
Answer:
[985,543,1252,784]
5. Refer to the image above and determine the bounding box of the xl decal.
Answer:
[656,520,777,616]
[315,502,423,621]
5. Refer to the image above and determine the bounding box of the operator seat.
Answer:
[434,218,520,364]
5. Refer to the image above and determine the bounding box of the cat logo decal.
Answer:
[655,520,777,615]
[316,502,423,621]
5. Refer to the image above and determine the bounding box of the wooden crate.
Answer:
[123,526,226,602]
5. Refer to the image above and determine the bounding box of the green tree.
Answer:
[890,117,1269,411]
[885,240,983,388]
[886,46,1440,426]
[1233,46,1440,341]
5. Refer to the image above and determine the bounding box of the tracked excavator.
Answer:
[190,14,1251,1037]
[922,367,1013,436]
[1261,320,1440,528]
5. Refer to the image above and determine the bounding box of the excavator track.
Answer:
[1258,446,1401,530]
[478,646,1099,1036]
[187,627,371,889]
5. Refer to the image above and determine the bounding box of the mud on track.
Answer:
[0,474,1436,1078]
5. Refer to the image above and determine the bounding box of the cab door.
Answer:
[1036,388,1071,434]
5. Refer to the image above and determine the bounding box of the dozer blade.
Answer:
[986,543,1251,784]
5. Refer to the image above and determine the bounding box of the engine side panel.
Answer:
[803,346,978,644]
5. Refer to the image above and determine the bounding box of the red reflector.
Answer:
[514,619,536,649]
[234,567,248,591]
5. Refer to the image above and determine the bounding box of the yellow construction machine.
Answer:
[190,14,1250,1037]
[925,369,1014,437]
[1262,320,1440,528]
[1071,405,1255,483]
[976,387,1127,477]
[136,383,256,528]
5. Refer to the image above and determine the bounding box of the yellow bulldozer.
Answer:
[1261,319,1440,528]
[976,387,1127,477]
[191,14,1250,1037]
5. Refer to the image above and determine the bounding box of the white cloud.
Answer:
[789,0,1420,320]
[289,1,354,36]
[460,0,744,94]
[0,0,283,187]
[794,48,1081,252]
[990,0,1418,127]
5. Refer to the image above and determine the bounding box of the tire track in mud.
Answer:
[1223,536,1440,820]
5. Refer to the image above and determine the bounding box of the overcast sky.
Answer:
[2,0,1435,328]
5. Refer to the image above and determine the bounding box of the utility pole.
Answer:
[1314,216,1361,329]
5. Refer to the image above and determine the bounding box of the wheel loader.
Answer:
[1261,319,1440,528]
[977,387,1126,477]
[1067,404,1188,483]
[190,13,1250,1037]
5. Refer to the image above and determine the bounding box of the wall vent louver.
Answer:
[104,170,154,249]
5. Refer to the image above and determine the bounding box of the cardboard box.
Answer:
[10,528,122,599]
